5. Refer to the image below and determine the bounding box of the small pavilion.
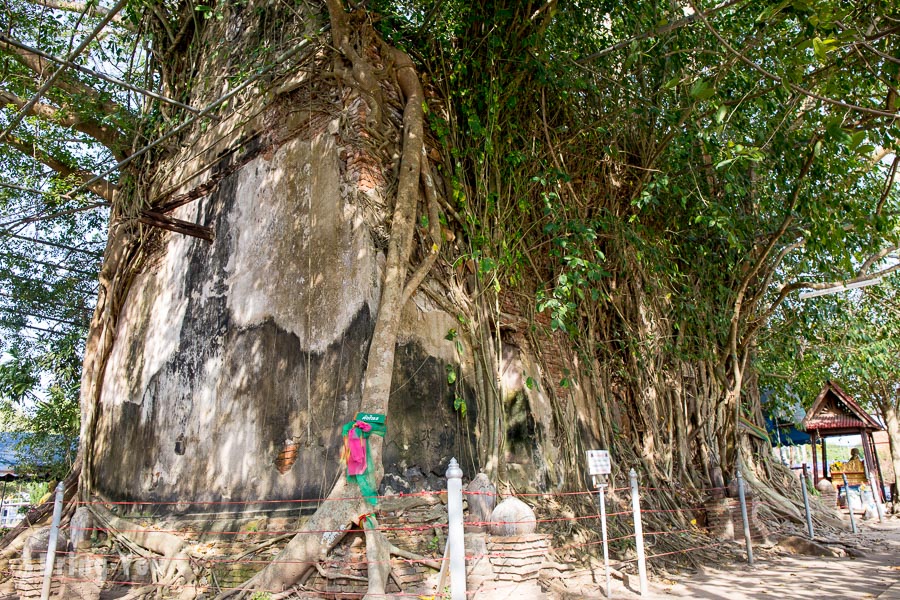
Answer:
[801,380,886,501]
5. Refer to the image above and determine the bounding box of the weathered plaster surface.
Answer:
[225,135,378,352]
[94,133,479,506]
[95,136,379,504]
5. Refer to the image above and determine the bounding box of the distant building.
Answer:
[0,432,68,530]
[0,432,24,481]
[0,493,29,528]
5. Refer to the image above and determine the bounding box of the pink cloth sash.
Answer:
[346,421,372,475]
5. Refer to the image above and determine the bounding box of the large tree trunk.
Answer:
[878,398,900,512]
[63,1,773,596]
[77,2,495,596]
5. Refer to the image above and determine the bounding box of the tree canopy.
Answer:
[0,0,898,595]
[0,0,897,484]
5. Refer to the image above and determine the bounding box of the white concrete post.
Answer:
[841,473,858,534]
[629,469,647,596]
[446,458,466,600]
[598,482,611,598]
[866,470,885,523]
[736,468,754,565]
[800,464,815,539]
[40,482,65,600]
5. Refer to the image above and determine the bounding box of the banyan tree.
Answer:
[0,0,898,596]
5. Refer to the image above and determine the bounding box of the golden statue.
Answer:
[846,448,864,472]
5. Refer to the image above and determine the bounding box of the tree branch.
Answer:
[876,154,898,216]
[578,0,747,63]
[732,140,816,314]
[0,89,125,158]
[400,150,442,306]
[837,21,900,66]
[28,0,134,29]
[0,33,198,115]
[860,245,898,275]
[727,140,818,368]
[688,0,900,120]
[760,261,900,334]
[0,37,128,120]
[3,134,117,202]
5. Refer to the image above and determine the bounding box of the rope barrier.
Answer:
[15,477,798,599]
[63,524,449,536]
[69,484,736,509]
[73,490,443,506]
[26,522,757,597]
[639,506,708,515]
[49,576,435,597]
[62,509,641,538]
[639,485,729,493]
[41,534,653,571]
[643,528,696,537]
[51,550,445,568]
[639,540,731,562]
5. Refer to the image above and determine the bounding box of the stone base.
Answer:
[705,498,769,544]
[487,534,550,582]
[11,555,106,600]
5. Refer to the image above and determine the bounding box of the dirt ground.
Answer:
[6,509,899,599]
[655,515,900,599]
[557,512,900,600]
[486,509,897,600]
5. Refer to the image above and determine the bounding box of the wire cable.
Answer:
[0,0,131,144]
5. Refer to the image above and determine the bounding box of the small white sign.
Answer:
[586,450,611,475]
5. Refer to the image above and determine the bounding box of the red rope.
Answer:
[74,490,443,507]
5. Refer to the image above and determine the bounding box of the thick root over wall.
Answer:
[218,3,431,598]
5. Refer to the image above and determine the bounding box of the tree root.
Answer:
[88,504,194,586]
[315,562,368,582]
[233,533,295,561]
[212,478,366,599]
[362,516,440,600]
[0,460,81,553]
[114,584,156,600]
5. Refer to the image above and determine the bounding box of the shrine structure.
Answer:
[801,380,886,502]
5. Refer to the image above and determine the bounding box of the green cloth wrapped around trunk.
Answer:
[341,413,387,505]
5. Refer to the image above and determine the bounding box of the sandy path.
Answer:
[650,514,900,599]
[542,513,900,599]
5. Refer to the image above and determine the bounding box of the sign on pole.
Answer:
[586,450,612,598]
[586,450,611,476]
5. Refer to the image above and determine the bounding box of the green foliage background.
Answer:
[0,0,898,482]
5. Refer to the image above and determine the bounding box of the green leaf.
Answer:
[453,394,467,417]
[812,37,827,63]
[714,105,728,124]
[690,80,715,101]
[662,75,681,90]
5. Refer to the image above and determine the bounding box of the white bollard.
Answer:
[736,468,754,565]
[40,482,65,600]
[446,458,466,600]
[629,469,647,596]
[841,473,858,534]
[866,470,885,523]
[800,464,815,539]
[598,482,611,598]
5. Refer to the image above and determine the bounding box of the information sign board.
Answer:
[586,450,611,475]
